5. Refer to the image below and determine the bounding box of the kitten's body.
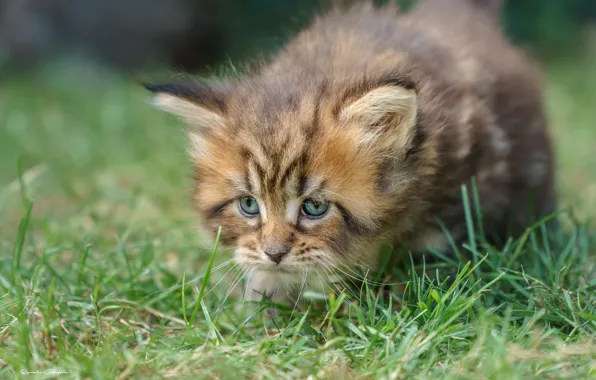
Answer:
[148,0,556,304]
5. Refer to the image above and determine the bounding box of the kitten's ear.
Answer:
[339,83,417,159]
[144,81,229,153]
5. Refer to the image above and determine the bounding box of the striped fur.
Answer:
[147,0,556,304]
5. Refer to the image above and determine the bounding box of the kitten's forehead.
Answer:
[228,74,326,131]
[237,128,314,204]
[224,83,330,200]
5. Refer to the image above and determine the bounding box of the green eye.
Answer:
[302,199,329,217]
[239,196,260,215]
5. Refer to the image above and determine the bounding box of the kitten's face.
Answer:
[147,78,421,278]
[191,112,385,275]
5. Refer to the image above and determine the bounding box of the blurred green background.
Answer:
[1,0,595,72]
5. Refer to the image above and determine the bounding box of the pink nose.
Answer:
[263,244,290,264]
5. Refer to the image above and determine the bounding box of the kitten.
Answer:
[146,0,556,305]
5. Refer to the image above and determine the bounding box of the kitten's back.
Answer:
[267,0,555,243]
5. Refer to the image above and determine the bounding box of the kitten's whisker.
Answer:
[350,256,381,275]
[318,262,359,302]
[318,257,364,300]
[316,251,362,281]
[320,256,361,285]
[145,258,235,298]
[218,266,249,312]
[314,269,334,309]
[291,271,308,316]
[241,268,256,305]
[315,266,360,312]
[335,257,402,286]
[204,263,240,298]
[331,251,400,287]
[324,259,369,303]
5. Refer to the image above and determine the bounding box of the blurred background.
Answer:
[1,0,595,72]
[1,0,595,233]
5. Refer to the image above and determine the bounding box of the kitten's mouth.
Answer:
[259,264,297,274]
[252,259,314,275]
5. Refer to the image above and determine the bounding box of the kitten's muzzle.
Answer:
[263,244,290,264]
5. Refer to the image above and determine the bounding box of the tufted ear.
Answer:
[339,83,418,160]
[145,81,230,153]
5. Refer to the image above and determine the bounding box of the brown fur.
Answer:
[146,0,556,303]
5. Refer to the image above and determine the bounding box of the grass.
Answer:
[1,51,596,379]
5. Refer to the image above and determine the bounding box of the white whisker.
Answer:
[328,254,403,287]
[145,258,235,298]
[204,263,240,298]
[291,271,308,316]
[314,269,333,308]
[241,268,256,306]
[317,262,351,299]
[218,266,249,312]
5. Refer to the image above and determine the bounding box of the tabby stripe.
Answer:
[335,203,376,236]
[241,147,266,180]
[297,175,308,197]
[242,147,266,194]
[278,151,307,191]
[266,156,281,191]
[206,200,233,219]
[244,170,253,193]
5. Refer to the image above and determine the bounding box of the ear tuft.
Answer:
[144,82,227,112]
[145,81,229,154]
[150,92,224,129]
[340,84,418,158]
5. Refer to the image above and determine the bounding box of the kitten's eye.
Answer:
[239,196,260,215]
[302,199,329,217]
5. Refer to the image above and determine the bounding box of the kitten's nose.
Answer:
[263,244,290,264]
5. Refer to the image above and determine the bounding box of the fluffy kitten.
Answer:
[146,0,556,304]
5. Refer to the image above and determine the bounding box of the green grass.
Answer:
[1,53,596,379]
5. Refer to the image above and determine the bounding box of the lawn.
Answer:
[0,50,595,379]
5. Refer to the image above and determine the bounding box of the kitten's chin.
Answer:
[252,263,308,275]
[260,266,295,274]
[244,269,303,304]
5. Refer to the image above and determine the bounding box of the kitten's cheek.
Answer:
[234,247,262,266]
[207,227,234,246]
[204,214,250,246]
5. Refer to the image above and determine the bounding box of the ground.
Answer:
[0,51,595,379]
